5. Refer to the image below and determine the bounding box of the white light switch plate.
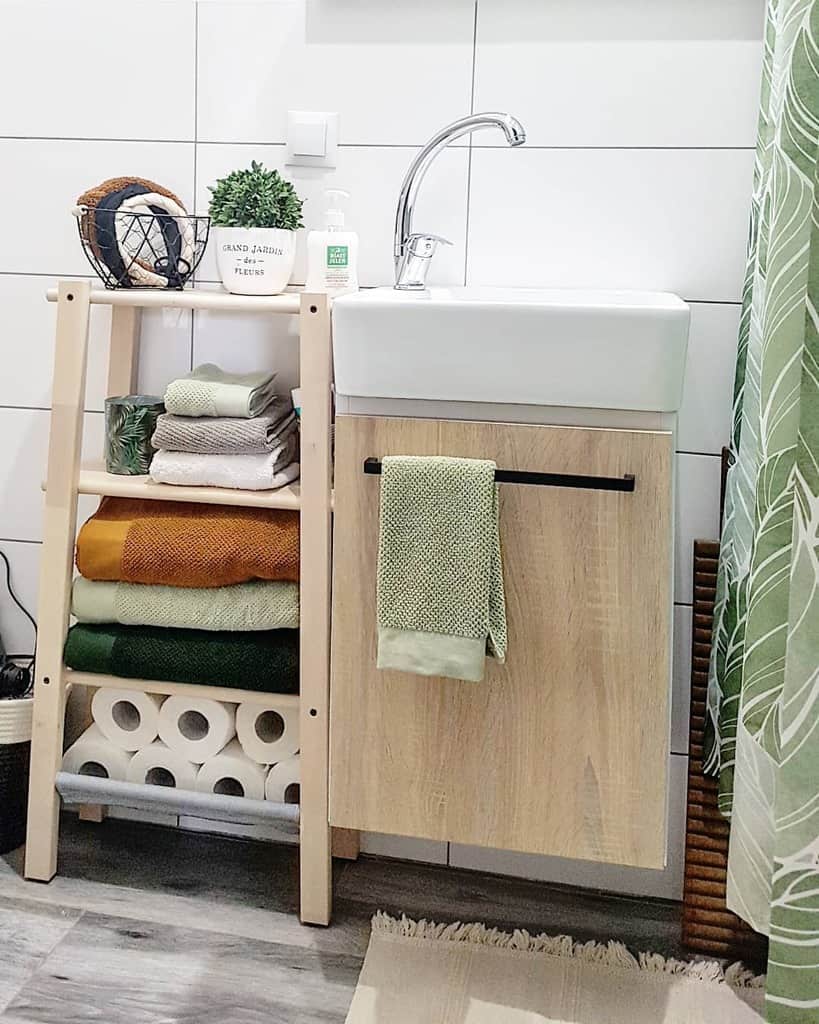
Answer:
[286,110,338,168]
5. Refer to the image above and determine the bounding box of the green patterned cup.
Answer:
[105,395,165,475]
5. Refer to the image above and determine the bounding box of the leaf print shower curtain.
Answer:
[704,1,818,1021]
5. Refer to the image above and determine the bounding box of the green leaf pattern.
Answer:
[105,399,165,476]
[704,2,819,1020]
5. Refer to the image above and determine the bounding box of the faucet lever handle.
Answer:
[404,232,453,257]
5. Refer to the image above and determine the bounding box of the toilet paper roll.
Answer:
[91,689,164,752]
[62,724,133,781]
[235,701,299,764]
[158,696,236,764]
[126,740,198,790]
[264,755,300,805]
[195,739,266,801]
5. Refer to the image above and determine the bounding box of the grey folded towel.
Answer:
[152,401,297,455]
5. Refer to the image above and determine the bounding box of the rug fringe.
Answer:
[372,912,765,990]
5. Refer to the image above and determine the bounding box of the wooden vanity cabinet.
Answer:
[329,416,673,868]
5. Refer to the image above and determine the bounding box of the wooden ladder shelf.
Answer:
[24,280,349,926]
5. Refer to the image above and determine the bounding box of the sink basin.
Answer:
[332,287,690,412]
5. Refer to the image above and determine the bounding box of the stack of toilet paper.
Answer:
[62,689,300,805]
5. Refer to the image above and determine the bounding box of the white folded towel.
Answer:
[150,451,300,491]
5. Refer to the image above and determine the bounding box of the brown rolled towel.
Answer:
[76,497,299,587]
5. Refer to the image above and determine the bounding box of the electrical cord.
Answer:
[0,549,36,699]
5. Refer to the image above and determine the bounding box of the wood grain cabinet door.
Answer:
[329,416,673,868]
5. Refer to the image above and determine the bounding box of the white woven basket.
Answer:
[0,698,33,744]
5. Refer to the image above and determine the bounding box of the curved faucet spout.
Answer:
[393,112,526,282]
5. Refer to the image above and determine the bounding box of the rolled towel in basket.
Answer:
[150,436,299,491]
[164,364,277,419]
[151,400,296,456]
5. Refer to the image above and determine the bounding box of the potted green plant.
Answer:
[208,161,305,296]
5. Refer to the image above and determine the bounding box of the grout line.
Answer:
[677,450,723,459]
[0,135,756,153]
[191,2,199,371]
[0,537,41,546]
[462,0,479,286]
[674,601,693,608]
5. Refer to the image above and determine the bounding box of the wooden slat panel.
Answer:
[330,416,672,867]
[682,538,767,962]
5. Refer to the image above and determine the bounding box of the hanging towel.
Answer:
[163,364,278,418]
[149,437,299,491]
[76,497,299,586]
[151,402,297,455]
[376,455,506,683]
[64,623,299,694]
[72,578,299,631]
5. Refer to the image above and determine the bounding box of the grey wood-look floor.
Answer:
[0,816,684,1023]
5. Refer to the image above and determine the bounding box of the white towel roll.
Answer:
[62,724,133,781]
[158,696,236,764]
[265,755,300,805]
[195,739,266,801]
[235,701,299,764]
[126,740,198,790]
[91,689,164,751]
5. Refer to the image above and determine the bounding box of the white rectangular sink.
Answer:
[332,287,690,412]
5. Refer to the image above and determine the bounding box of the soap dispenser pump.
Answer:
[305,188,359,295]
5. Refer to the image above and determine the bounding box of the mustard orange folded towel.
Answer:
[76,497,299,587]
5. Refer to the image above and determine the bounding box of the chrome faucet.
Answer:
[393,112,526,290]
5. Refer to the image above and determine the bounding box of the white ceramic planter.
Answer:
[0,697,33,744]
[213,226,297,295]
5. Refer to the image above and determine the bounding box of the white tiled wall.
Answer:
[0,0,764,900]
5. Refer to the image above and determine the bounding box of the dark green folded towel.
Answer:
[64,623,298,694]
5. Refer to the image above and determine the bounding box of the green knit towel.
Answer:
[376,455,506,682]
[64,623,298,694]
[72,578,299,631]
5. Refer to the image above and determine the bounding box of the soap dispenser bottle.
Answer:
[305,188,359,295]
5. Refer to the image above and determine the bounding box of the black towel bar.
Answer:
[362,458,635,492]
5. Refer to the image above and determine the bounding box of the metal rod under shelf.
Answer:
[363,458,635,492]
[56,773,300,833]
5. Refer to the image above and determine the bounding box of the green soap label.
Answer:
[327,245,349,267]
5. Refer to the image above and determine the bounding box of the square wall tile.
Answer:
[196,143,469,287]
[677,302,739,456]
[675,453,722,604]
[193,310,300,395]
[0,408,104,543]
[197,0,475,145]
[0,277,191,411]
[0,140,195,277]
[466,148,754,302]
[0,540,39,656]
[0,2,196,141]
[672,604,693,755]
[450,754,688,900]
[474,1,764,147]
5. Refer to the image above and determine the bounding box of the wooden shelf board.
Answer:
[64,669,300,709]
[72,462,301,510]
[46,285,302,315]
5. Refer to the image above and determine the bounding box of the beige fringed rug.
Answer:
[345,914,766,1024]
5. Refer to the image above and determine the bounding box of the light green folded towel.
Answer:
[376,455,506,682]
[72,577,299,631]
[164,364,277,418]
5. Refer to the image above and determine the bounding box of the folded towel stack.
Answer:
[65,497,300,694]
[148,364,300,491]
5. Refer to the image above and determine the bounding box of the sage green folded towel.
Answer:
[164,364,277,418]
[376,455,506,682]
[72,578,299,631]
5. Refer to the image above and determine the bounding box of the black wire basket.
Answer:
[74,204,210,290]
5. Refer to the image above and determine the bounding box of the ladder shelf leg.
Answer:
[298,294,333,925]
[25,281,92,881]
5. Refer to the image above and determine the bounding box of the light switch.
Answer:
[285,111,338,168]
